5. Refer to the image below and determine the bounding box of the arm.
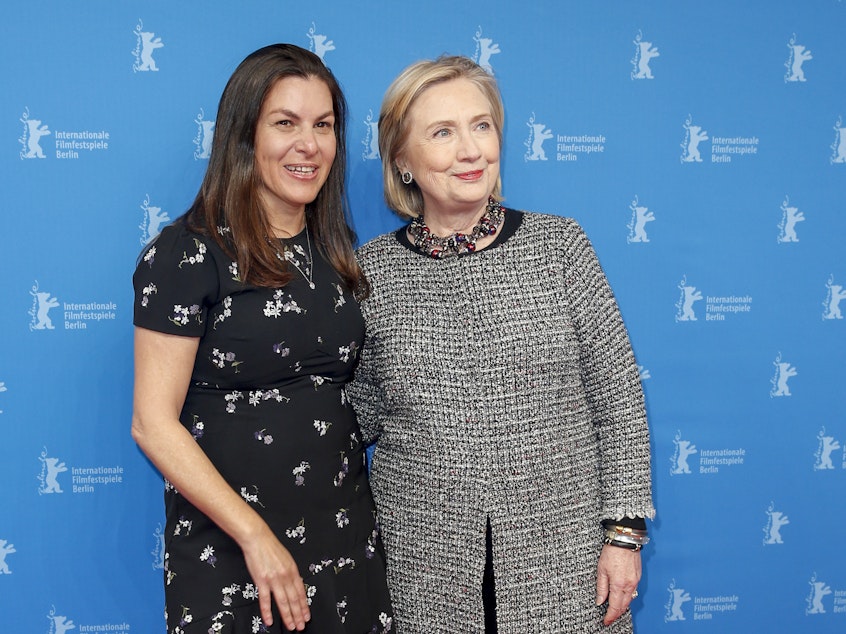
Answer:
[560,219,654,625]
[562,219,654,520]
[131,326,310,631]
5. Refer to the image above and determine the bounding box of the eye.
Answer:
[434,128,451,138]
[275,119,292,127]
[476,121,492,131]
[315,120,335,129]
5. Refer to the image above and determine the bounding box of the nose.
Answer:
[456,129,482,161]
[295,127,318,155]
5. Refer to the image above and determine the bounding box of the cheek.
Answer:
[484,141,501,164]
[421,150,453,175]
[321,136,338,163]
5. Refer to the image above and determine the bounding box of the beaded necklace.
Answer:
[407,198,505,259]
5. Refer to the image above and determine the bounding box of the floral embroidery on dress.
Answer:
[228,261,239,282]
[334,453,349,487]
[143,245,157,267]
[212,296,233,329]
[308,555,356,575]
[240,485,264,507]
[210,610,234,632]
[371,613,394,633]
[309,558,334,574]
[313,419,332,436]
[164,552,175,587]
[365,527,378,559]
[178,238,207,267]
[248,389,290,407]
[221,584,239,607]
[338,340,359,363]
[335,508,350,528]
[333,283,346,312]
[305,583,317,606]
[173,516,193,536]
[200,545,217,567]
[140,283,157,307]
[221,584,259,622]
[286,518,306,544]
[189,415,204,440]
[170,304,202,327]
[334,557,355,573]
[211,347,241,372]
[171,606,193,633]
[224,391,243,414]
[272,341,290,356]
[293,461,310,486]
[254,428,273,445]
[264,289,304,317]
[337,597,348,623]
[310,375,332,389]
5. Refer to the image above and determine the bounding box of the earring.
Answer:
[401,171,413,185]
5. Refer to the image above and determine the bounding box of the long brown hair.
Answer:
[183,43,365,294]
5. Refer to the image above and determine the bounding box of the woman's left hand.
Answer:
[595,544,642,626]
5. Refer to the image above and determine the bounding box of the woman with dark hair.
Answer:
[131,44,392,633]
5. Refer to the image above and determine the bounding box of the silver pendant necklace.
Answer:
[272,224,315,289]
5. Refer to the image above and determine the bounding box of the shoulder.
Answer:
[516,210,582,234]
[508,209,590,250]
[142,220,225,263]
[135,219,229,284]
[356,230,405,267]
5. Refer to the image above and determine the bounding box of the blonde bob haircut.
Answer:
[378,55,505,219]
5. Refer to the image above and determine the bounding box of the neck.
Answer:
[267,211,306,238]
[407,198,504,259]
[420,201,489,237]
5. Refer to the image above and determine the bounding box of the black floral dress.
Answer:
[133,220,393,634]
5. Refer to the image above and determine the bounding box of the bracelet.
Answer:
[602,524,650,551]
[603,535,643,551]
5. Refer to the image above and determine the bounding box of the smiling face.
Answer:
[397,78,501,218]
[254,76,337,230]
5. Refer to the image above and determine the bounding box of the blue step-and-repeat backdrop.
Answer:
[2,1,844,632]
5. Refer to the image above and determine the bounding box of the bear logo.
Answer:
[822,275,846,320]
[664,580,692,622]
[524,114,553,161]
[681,116,709,163]
[473,26,501,75]
[29,282,60,331]
[784,35,812,83]
[627,196,656,243]
[675,276,703,322]
[307,23,335,62]
[671,432,698,475]
[19,109,51,159]
[631,31,660,80]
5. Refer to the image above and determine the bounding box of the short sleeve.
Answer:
[132,223,221,337]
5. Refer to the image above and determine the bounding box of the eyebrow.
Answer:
[426,113,492,128]
[265,107,335,120]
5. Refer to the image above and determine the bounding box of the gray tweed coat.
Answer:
[347,211,655,633]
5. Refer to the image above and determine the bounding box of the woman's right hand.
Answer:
[241,524,311,631]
